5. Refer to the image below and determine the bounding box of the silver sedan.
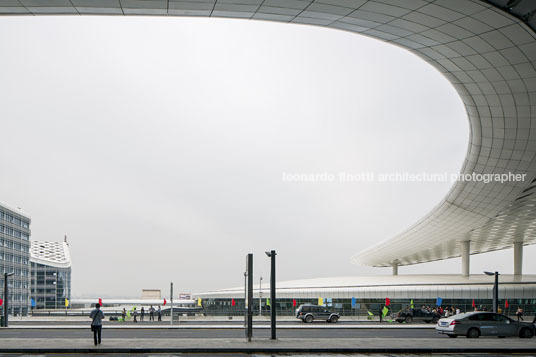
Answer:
[436,312,535,338]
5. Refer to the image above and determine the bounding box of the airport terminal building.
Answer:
[3,0,536,317]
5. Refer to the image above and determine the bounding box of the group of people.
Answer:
[122,305,162,323]
[89,304,164,346]
[439,306,461,317]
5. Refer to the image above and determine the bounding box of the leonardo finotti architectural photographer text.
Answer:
[282,171,527,184]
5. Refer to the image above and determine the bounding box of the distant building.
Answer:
[30,238,71,309]
[141,289,161,300]
[0,202,31,316]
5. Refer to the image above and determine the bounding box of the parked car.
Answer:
[436,312,535,338]
[295,304,340,323]
[394,307,441,323]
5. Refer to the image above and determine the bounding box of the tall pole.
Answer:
[246,253,253,342]
[170,282,174,326]
[493,272,499,313]
[259,276,262,316]
[266,250,276,340]
[4,273,8,327]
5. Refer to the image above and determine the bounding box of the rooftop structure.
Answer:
[30,239,72,269]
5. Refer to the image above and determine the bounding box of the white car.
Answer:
[436,312,535,338]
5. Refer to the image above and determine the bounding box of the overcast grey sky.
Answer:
[1,16,533,298]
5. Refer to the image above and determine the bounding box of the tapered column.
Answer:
[392,261,399,276]
[514,241,523,276]
[461,241,470,277]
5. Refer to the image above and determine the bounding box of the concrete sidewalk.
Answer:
[0,337,535,354]
[2,323,434,329]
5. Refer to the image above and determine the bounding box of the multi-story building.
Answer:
[30,238,71,310]
[0,202,31,316]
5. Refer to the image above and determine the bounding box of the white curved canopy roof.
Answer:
[30,240,72,268]
[3,0,536,267]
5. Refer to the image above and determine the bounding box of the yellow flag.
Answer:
[65,298,69,307]
[318,298,323,305]
[197,298,202,307]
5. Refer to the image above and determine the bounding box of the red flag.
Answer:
[0,298,3,306]
[292,299,296,307]
[472,299,475,308]
[98,298,102,306]
[163,298,167,306]
[385,297,390,306]
[231,298,236,306]
[505,299,509,308]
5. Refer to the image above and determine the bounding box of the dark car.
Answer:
[394,307,441,323]
[295,304,340,323]
[437,312,535,338]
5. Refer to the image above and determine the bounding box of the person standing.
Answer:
[149,305,155,321]
[379,305,383,323]
[121,308,126,322]
[516,307,524,321]
[89,303,105,346]
[133,307,138,323]
[157,306,162,322]
[141,307,145,322]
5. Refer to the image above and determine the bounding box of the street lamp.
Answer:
[3,272,14,327]
[484,271,499,313]
[265,250,276,340]
[259,276,263,316]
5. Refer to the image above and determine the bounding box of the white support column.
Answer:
[461,241,470,277]
[392,261,399,276]
[514,241,523,276]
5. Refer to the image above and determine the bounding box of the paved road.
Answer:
[0,328,476,339]
[10,320,391,326]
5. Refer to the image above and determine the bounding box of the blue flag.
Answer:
[436,297,443,306]
[351,297,356,308]
[30,298,36,307]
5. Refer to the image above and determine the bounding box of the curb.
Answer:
[1,347,536,354]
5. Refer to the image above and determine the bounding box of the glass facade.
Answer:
[0,204,31,316]
[200,297,536,317]
[29,262,71,309]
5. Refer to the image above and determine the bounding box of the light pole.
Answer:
[265,250,276,340]
[3,272,14,327]
[259,276,262,316]
[484,271,499,313]
[170,282,174,326]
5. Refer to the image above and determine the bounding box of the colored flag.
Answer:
[197,298,202,307]
[505,299,509,308]
[98,298,102,306]
[351,297,356,308]
[382,306,389,318]
[472,299,476,308]
[318,298,324,306]
[266,298,270,306]
[126,310,131,317]
[30,298,35,307]
[163,298,167,306]
[231,298,236,306]
[65,298,69,307]
[385,297,390,306]
[410,299,414,308]
[292,299,296,307]
[0,298,3,306]
[367,310,374,316]
[436,297,442,306]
